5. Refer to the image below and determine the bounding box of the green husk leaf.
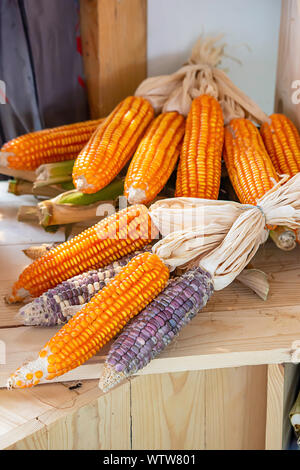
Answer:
[57,178,124,206]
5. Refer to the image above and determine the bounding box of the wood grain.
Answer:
[265,364,284,450]
[0,379,130,450]
[275,0,300,128]
[131,367,268,450]
[80,0,147,118]
[131,371,206,449]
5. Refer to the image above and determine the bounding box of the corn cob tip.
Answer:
[99,363,125,393]
[0,151,13,166]
[5,288,30,304]
[126,186,147,205]
[7,352,51,389]
[269,227,296,251]
[74,175,96,193]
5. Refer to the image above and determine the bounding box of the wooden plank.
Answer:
[275,0,300,128]
[205,366,267,450]
[131,367,268,450]
[0,379,130,450]
[131,371,206,449]
[44,382,131,450]
[1,299,300,388]
[80,0,147,118]
[265,364,284,450]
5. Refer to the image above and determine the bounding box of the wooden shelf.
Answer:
[0,180,300,448]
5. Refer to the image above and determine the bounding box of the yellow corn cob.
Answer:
[223,118,279,205]
[260,114,300,248]
[124,112,185,204]
[72,96,154,194]
[260,113,300,176]
[175,94,224,199]
[8,204,157,303]
[1,118,104,171]
[8,252,169,388]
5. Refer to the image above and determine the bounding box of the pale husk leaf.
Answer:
[150,174,300,291]
[135,36,268,124]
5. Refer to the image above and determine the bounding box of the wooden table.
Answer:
[0,182,299,450]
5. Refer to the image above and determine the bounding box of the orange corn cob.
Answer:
[8,204,157,303]
[124,112,185,204]
[72,96,154,194]
[8,252,169,388]
[261,114,300,248]
[260,113,300,176]
[0,118,104,171]
[175,94,224,199]
[223,118,279,205]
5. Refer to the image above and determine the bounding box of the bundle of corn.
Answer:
[72,37,268,200]
[134,36,268,202]
[8,171,300,388]
[19,246,152,326]
[260,113,300,246]
[224,118,296,251]
[7,204,157,303]
[0,118,104,171]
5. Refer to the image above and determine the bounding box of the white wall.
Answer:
[147,0,281,115]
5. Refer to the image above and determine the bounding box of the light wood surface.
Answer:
[265,364,285,450]
[131,367,267,450]
[275,0,300,128]
[80,0,147,118]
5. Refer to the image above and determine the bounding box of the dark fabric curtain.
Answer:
[0,0,89,149]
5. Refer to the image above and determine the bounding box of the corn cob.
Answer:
[8,204,156,303]
[260,114,300,176]
[124,112,185,204]
[175,94,224,199]
[19,247,152,326]
[99,267,213,392]
[269,226,296,251]
[72,96,154,194]
[1,118,104,171]
[8,252,169,388]
[260,114,300,249]
[223,118,279,205]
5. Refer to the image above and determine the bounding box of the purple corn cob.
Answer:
[99,267,214,392]
[19,246,152,326]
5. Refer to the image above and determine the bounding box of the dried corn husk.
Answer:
[136,36,268,125]
[149,174,300,291]
[23,243,60,260]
